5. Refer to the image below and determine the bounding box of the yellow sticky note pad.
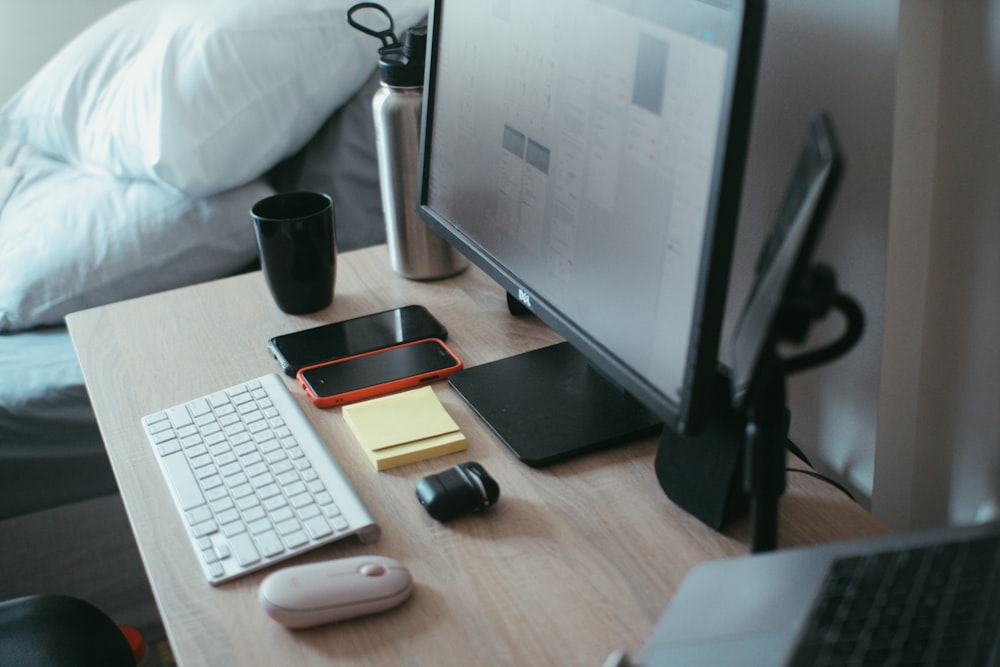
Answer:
[343,386,466,471]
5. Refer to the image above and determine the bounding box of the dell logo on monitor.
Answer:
[517,288,532,308]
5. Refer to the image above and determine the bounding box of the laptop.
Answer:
[629,520,1000,666]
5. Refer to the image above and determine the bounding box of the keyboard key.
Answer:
[284,531,310,549]
[161,452,205,511]
[256,531,285,558]
[191,519,219,538]
[229,533,261,567]
[166,405,193,429]
[304,516,332,539]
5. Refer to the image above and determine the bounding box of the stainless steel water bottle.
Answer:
[353,4,466,280]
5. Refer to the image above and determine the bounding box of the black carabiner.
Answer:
[347,2,399,52]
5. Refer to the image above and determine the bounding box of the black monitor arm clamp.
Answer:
[742,263,864,553]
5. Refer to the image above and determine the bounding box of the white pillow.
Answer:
[0,140,274,332]
[0,0,428,196]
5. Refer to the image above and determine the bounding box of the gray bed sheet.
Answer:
[0,328,115,519]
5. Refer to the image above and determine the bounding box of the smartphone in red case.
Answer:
[267,305,448,377]
[297,338,463,408]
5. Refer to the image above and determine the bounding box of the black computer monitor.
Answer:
[418,0,765,466]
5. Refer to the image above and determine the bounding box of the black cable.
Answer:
[785,438,813,468]
[786,435,857,503]
[786,467,857,503]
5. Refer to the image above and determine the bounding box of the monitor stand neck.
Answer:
[654,369,749,532]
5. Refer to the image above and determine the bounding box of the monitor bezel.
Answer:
[417,0,766,436]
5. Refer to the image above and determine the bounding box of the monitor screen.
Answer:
[418,0,764,464]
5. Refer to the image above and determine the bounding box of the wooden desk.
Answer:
[67,245,886,666]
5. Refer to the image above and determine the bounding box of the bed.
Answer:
[0,0,428,520]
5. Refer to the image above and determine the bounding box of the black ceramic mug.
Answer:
[251,192,337,314]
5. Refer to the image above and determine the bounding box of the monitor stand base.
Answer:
[654,371,750,530]
[448,342,663,467]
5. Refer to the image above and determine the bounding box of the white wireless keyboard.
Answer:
[141,374,380,585]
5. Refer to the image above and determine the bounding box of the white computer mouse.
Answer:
[259,555,413,628]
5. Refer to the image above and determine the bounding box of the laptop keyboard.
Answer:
[791,533,1000,666]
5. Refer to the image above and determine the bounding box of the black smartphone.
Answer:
[297,338,464,407]
[267,305,448,377]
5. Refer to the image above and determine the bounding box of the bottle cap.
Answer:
[402,26,426,60]
[379,27,426,87]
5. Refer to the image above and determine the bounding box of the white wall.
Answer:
[875,1,1000,530]
[0,0,125,104]
[725,1,899,514]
